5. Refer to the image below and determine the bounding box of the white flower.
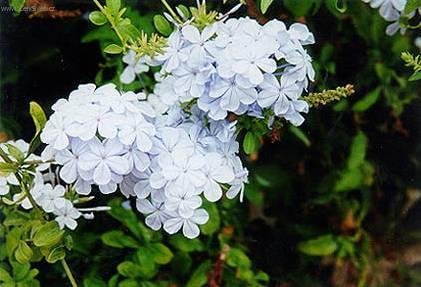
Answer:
[182,24,217,60]
[136,198,174,231]
[120,50,150,84]
[164,185,202,218]
[39,184,66,213]
[56,138,89,184]
[54,200,81,230]
[117,113,156,152]
[0,177,9,196]
[202,153,235,202]
[156,31,189,72]
[79,138,130,186]
[231,42,277,85]
[163,208,209,239]
[40,113,71,150]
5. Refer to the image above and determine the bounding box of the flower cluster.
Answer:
[122,17,315,126]
[40,83,247,238]
[362,0,417,35]
[0,140,108,230]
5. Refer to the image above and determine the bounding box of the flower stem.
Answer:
[160,0,182,23]
[61,259,78,287]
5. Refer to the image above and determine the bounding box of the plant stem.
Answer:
[160,0,182,23]
[61,259,78,287]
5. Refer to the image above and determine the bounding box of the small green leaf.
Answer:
[146,243,173,265]
[101,230,140,249]
[45,246,66,263]
[243,132,259,154]
[11,261,30,282]
[284,0,314,16]
[226,248,251,269]
[117,20,141,41]
[106,0,121,16]
[15,241,33,264]
[201,202,220,235]
[169,235,204,253]
[89,11,107,26]
[29,102,47,135]
[0,162,18,174]
[186,260,212,287]
[289,126,311,147]
[117,261,142,278]
[347,131,367,170]
[352,88,381,112]
[0,268,13,282]
[10,0,25,13]
[335,168,364,192]
[153,15,172,36]
[104,44,123,54]
[298,234,338,256]
[33,221,64,247]
[177,5,191,18]
[404,0,421,14]
[409,70,421,81]
[5,143,25,163]
[260,0,274,14]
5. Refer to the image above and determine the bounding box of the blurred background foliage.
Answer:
[0,0,420,286]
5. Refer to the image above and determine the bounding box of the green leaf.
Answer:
[243,132,259,154]
[104,44,123,54]
[135,250,157,279]
[106,0,121,16]
[284,0,313,16]
[404,0,421,14]
[169,235,204,253]
[29,102,46,135]
[260,0,274,14]
[89,11,107,26]
[101,230,140,249]
[289,126,311,147]
[4,143,25,163]
[0,162,18,174]
[186,260,212,287]
[117,261,142,278]
[10,0,26,13]
[335,168,364,192]
[409,70,421,81]
[6,227,22,257]
[177,5,191,18]
[347,131,367,170]
[171,252,192,276]
[117,21,141,41]
[45,246,66,263]
[4,212,29,227]
[226,248,251,269]
[15,241,33,264]
[153,15,172,36]
[201,202,220,235]
[298,234,338,256]
[33,221,64,247]
[11,261,30,282]
[352,88,381,112]
[0,268,13,282]
[145,243,173,265]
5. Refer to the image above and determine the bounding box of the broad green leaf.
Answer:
[146,243,173,265]
[101,230,140,249]
[298,234,337,256]
[45,246,66,263]
[352,88,381,112]
[104,44,123,54]
[153,15,172,36]
[186,260,212,287]
[33,221,64,247]
[6,227,22,257]
[226,248,251,269]
[335,168,364,192]
[409,70,421,81]
[89,11,107,26]
[4,212,29,227]
[29,102,46,135]
[15,241,33,264]
[11,261,30,282]
[117,261,142,278]
[135,250,157,279]
[10,0,25,13]
[243,132,259,154]
[347,131,367,170]
[171,252,192,276]
[284,0,313,16]
[260,0,274,14]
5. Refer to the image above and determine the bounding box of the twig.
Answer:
[61,259,78,287]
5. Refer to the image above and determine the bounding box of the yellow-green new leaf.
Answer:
[15,241,33,264]
[29,101,47,135]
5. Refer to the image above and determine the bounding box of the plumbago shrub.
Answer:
[0,0,420,286]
